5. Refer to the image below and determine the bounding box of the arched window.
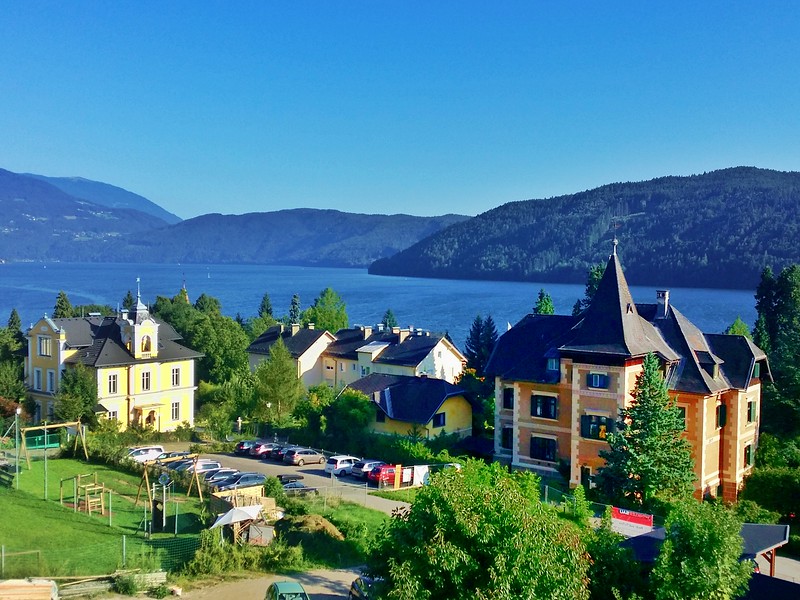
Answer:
[141,335,151,353]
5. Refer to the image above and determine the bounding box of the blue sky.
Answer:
[2,2,799,220]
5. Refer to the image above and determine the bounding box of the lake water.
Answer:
[0,262,757,350]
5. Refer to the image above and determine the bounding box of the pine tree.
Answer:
[258,292,273,319]
[303,287,348,332]
[596,353,695,510]
[288,294,301,324]
[464,315,485,374]
[481,315,498,367]
[572,263,605,316]
[122,290,135,312]
[53,291,74,318]
[534,289,555,315]
[382,308,398,329]
[724,316,751,338]
[253,337,304,426]
[7,308,21,332]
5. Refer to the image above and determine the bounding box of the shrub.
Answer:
[114,575,139,595]
[149,584,170,599]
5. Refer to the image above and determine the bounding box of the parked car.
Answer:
[351,459,385,480]
[176,460,222,474]
[276,473,304,484]
[324,455,360,476]
[213,472,266,492]
[349,576,380,599]
[250,442,280,458]
[165,459,194,471]
[282,481,318,497]
[204,468,239,483]
[272,445,300,462]
[368,464,396,485]
[265,581,310,600]
[234,440,258,455]
[126,445,165,463]
[285,448,326,466]
[154,451,191,464]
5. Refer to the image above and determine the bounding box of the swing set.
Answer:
[19,421,89,468]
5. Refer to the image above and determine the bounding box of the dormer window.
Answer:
[752,362,761,380]
[546,358,559,372]
[141,336,152,353]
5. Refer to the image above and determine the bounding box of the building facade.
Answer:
[25,294,201,432]
[486,244,769,501]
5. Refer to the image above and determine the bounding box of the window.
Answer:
[530,436,557,462]
[361,366,370,376]
[142,371,151,392]
[34,368,42,391]
[580,415,615,440]
[716,403,727,429]
[339,363,344,372]
[587,373,609,389]
[501,427,513,450]
[531,395,558,420]
[171,401,180,421]
[432,412,446,428]
[677,406,687,430]
[747,400,757,424]
[172,367,180,387]
[141,335,151,353]
[352,364,356,371]
[744,443,755,467]
[107,410,118,421]
[753,362,761,379]
[502,388,514,410]
[37,336,52,357]
[108,374,118,395]
[547,358,559,372]
[326,363,334,371]
[47,401,55,420]
[46,369,55,393]
[375,411,386,423]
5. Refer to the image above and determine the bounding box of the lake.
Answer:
[0,262,757,350]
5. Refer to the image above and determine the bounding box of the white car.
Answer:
[324,455,360,476]
[126,445,165,463]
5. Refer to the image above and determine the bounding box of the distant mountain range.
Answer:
[0,168,467,267]
[369,167,800,289]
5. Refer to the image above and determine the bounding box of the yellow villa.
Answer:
[25,291,201,431]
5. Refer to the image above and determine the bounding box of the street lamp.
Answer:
[15,405,21,490]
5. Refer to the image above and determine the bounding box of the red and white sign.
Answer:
[611,506,654,537]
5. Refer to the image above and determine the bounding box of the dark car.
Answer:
[349,576,380,599]
[204,468,239,483]
[213,471,266,491]
[250,442,279,458]
[283,481,318,497]
[272,445,300,462]
[276,473,304,484]
[234,440,258,455]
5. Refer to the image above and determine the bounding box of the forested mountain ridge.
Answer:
[369,167,800,289]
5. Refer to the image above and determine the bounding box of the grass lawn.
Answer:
[369,487,420,503]
[2,456,207,577]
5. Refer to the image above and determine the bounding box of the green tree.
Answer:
[650,501,751,600]
[55,364,98,426]
[258,292,273,319]
[464,315,497,377]
[534,288,555,315]
[244,314,277,342]
[724,316,751,338]
[53,290,74,318]
[293,384,336,445]
[740,466,800,519]
[122,290,136,312]
[323,389,375,452]
[585,508,647,600]
[194,293,222,315]
[0,361,26,401]
[302,287,348,333]
[572,263,605,316]
[288,294,301,324]
[7,308,21,333]
[382,308,398,329]
[252,338,304,426]
[368,460,590,599]
[596,353,695,511]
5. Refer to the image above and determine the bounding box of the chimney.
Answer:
[363,325,372,338]
[291,323,300,335]
[308,322,314,330]
[376,323,385,332]
[656,290,670,319]
[398,328,410,343]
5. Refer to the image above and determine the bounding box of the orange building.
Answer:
[486,243,769,501]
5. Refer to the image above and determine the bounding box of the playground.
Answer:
[0,453,207,578]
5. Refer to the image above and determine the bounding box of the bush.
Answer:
[149,584,170,599]
[114,575,139,595]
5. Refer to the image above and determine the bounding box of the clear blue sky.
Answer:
[2,2,799,220]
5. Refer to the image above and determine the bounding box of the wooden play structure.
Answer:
[20,421,88,468]
[134,453,204,507]
[59,472,107,515]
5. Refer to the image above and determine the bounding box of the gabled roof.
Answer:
[373,333,449,367]
[560,248,678,361]
[347,373,466,425]
[247,325,333,358]
[325,328,398,359]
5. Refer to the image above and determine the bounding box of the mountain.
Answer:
[25,173,182,224]
[0,168,171,261]
[75,209,470,267]
[369,167,800,290]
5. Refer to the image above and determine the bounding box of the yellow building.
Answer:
[487,243,769,502]
[25,293,201,432]
[347,373,473,439]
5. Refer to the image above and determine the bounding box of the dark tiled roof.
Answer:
[373,333,443,366]
[56,315,201,368]
[707,333,771,389]
[325,328,398,359]
[247,325,332,358]
[347,373,466,425]
[560,252,678,361]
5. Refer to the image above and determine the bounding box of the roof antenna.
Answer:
[136,276,141,302]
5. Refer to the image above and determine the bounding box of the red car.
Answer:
[367,464,396,485]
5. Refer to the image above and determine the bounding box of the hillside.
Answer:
[0,169,171,262]
[26,173,182,224]
[85,209,469,267]
[369,167,800,289]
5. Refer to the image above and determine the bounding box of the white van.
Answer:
[324,455,360,476]
[126,445,165,463]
